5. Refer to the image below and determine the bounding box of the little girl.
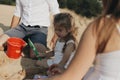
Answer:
[36,13,78,72]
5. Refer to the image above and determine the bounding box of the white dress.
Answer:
[47,39,75,68]
[83,24,120,80]
[83,50,120,80]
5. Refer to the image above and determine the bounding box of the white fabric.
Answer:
[14,0,60,26]
[47,39,75,68]
[83,50,120,80]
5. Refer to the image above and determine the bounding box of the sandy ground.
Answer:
[0,4,15,26]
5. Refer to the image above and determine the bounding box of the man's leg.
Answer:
[36,59,49,68]
[30,32,47,46]
[0,25,26,51]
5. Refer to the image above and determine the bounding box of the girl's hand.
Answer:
[47,64,63,76]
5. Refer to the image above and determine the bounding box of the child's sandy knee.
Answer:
[36,59,48,68]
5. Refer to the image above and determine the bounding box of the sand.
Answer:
[0,4,93,80]
[0,4,15,26]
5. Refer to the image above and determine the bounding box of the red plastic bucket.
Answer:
[7,37,26,59]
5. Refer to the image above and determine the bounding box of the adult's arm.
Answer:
[10,0,22,28]
[10,16,20,28]
[46,0,60,15]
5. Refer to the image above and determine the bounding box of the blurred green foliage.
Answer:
[0,0,15,5]
[58,0,102,18]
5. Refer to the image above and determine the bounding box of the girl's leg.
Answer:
[29,43,48,59]
[36,59,49,68]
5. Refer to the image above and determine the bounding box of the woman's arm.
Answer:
[10,0,22,28]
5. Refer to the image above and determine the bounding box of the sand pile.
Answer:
[0,51,25,80]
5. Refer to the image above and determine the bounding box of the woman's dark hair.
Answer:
[102,0,120,19]
[94,0,120,53]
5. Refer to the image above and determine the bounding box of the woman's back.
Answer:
[83,22,120,80]
[95,15,120,54]
[103,23,120,53]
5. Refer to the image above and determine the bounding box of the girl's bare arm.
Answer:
[59,42,75,68]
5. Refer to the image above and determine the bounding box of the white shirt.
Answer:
[47,39,75,69]
[14,0,60,26]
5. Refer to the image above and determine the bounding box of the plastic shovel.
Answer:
[28,38,42,60]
